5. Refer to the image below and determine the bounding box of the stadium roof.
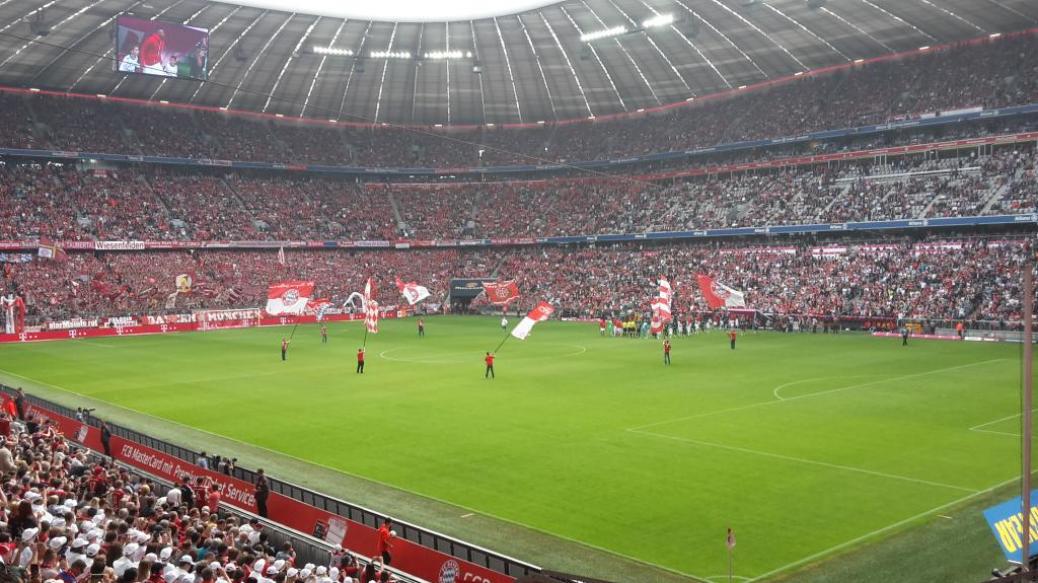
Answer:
[0,0,1034,125]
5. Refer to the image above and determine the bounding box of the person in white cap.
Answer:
[114,543,139,577]
[18,528,39,568]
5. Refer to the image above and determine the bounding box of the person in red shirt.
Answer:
[139,29,166,69]
[281,338,290,361]
[484,352,495,379]
[376,518,394,565]
[728,329,737,350]
[207,484,221,511]
[417,318,425,338]
[356,348,365,374]
[663,339,671,365]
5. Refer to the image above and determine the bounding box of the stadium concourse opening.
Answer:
[0,1,1037,581]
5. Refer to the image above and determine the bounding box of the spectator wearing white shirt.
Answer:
[118,46,140,73]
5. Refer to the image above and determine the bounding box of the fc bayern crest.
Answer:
[282,289,300,306]
[438,559,459,583]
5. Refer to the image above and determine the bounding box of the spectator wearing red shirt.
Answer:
[484,352,494,379]
[728,329,737,350]
[376,519,394,565]
[356,348,365,374]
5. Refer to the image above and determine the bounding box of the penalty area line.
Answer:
[745,473,1021,582]
[626,429,978,493]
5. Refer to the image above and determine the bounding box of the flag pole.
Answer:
[362,324,369,348]
[288,318,299,340]
[1021,249,1034,571]
[493,330,511,354]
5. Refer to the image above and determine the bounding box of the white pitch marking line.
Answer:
[626,428,979,493]
[937,515,953,519]
[746,473,1022,582]
[771,375,876,401]
[629,358,1008,432]
[460,513,474,519]
[969,409,1038,431]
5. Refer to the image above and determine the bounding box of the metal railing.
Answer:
[7,387,538,581]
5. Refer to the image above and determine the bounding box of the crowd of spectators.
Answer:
[1,145,1033,243]
[1,238,1030,327]
[0,34,1035,167]
[0,404,395,583]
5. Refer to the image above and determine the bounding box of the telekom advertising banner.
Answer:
[24,402,516,583]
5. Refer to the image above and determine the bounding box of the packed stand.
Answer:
[0,237,1031,327]
[0,399,397,583]
[1,34,1036,167]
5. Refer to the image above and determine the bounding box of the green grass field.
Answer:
[0,317,1028,581]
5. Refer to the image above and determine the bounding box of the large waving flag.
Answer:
[396,277,431,305]
[696,274,746,309]
[365,300,380,334]
[265,281,315,315]
[650,277,673,335]
[482,280,520,306]
[511,302,554,340]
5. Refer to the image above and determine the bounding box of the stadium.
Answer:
[0,0,1036,582]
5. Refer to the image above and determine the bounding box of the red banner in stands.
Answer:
[23,403,515,583]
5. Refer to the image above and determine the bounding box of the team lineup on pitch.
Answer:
[0,316,1026,580]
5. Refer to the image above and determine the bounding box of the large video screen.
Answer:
[114,15,209,80]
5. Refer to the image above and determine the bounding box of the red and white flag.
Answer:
[482,280,520,306]
[265,281,315,315]
[365,300,380,334]
[396,277,431,305]
[511,301,554,340]
[364,277,377,303]
[649,277,673,335]
[696,274,746,309]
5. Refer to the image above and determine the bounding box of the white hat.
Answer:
[179,555,194,565]
[163,571,178,583]
[328,568,338,580]
[86,543,101,557]
[272,560,286,571]
[125,543,140,556]
[145,553,159,563]
[160,547,174,562]
[24,491,41,502]
[51,517,66,529]
[21,528,39,542]
[286,569,298,579]
[303,564,315,571]
[63,499,78,509]
[298,570,311,579]
[253,560,266,573]
[314,567,326,576]
[48,536,67,551]
[343,578,353,583]
[71,538,88,549]
[85,530,102,543]
[265,567,279,576]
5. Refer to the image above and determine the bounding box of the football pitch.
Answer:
[0,316,1028,581]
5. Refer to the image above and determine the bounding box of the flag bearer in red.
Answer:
[728,329,737,350]
[663,339,671,365]
[356,348,365,373]
[485,352,495,379]
[281,337,290,361]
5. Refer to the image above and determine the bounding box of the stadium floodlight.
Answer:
[641,13,674,28]
[370,50,412,59]
[580,25,627,43]
[312,46,354,57]
[425,50,472,60]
